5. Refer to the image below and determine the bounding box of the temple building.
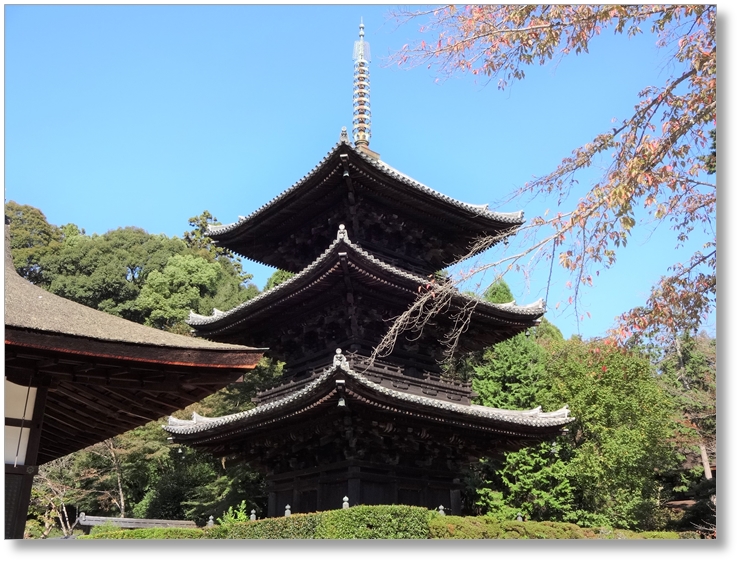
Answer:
[4,221,264,539]
[165,22,572,517]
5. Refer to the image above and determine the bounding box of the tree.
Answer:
[657,331,716,532]
[263,269,295,292]
[391,5,715,343]
[184,210,254,284]
[539,338,679,529]
[133,253,221,331]
[5,201,63,284]
[466,282,680,530]
[30,455,81,537]
[38,226,187,322]
[466,280,574,522]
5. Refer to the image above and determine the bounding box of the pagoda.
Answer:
[165,22,572,517]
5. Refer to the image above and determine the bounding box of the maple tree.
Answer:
[390,4,716,343]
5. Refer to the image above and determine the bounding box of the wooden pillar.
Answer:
[5,465,38,539]
[292,479,300,513]
[4,383,48,539]
[450,478,462,516]
[348,465,361,506]
[317,472,327,512]
[267,489,277,518]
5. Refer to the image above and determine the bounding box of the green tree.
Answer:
[39,227,187,322]
[468,280,573,522]
[393,5,715,342]
[538,338,678,530]
[5,201,63,284]
[263,269,295,291]
[184,210,253,284]
[29,454,81,537]
[467,282,679,529]
[133,253,221,331]
[658,331,716,531]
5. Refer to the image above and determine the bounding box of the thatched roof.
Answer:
[4,225,256,356]
[4,223,264,464]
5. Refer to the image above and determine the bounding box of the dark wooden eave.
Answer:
[165,353,572,462]
[207,140,525,274]
[4,225,265,464]
[5,331,262,465]
[188,227,545,363]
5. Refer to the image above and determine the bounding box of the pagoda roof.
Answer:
[5,225,264,464]
[188,226,545,352]
[206,138,524,273]
[164,350,573,445]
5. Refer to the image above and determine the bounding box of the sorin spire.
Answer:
[352,19,372,148]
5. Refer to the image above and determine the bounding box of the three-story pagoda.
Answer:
[165,22,572,517]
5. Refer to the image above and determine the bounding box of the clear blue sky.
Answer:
[3,3,718,340]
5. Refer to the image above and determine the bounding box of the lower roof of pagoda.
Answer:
[164,350,573,449]
[188,226,545,362]
[206,139,525,275]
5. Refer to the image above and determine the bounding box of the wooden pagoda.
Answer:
[165,22,572,517]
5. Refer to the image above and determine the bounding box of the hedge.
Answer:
[80,527,206,540]
[77,505,702,540]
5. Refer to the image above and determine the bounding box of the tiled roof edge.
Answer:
[164,352,573,435]
[206,140,349,237]
[205,141,524,238]
[188,227,545,328]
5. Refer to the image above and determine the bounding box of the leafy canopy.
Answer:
[392,5,716,343]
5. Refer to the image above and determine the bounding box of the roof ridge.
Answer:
[206,141,525,241]
[164,351,572,435]
[188,226,545,328]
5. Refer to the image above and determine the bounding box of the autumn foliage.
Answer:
[392,5,716,342]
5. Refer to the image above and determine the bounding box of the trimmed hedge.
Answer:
[316,505,430,539]
[205,505,429,539]
[427,515,586,539]
[80,527,206,540]
[206,512,322,539]
[77,506,702,540]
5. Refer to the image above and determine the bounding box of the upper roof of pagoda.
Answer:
[188,225,544,356]
[207,138,525,275]
[164,350,573,444]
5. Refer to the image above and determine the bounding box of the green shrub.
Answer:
[640,531,682,539]
[428,515,495,539]
[79,527,205,539]
[429,516,588,539]
[217,500,251,525]
[75,506,701,540]
[316,505,430,539]
[216,512,322,539]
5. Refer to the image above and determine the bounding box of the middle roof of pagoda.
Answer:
[188,225,545,357]
[208,138,525,275]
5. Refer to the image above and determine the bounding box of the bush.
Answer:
[76,506,703,539]
[214,512,322,539]
[640,531,683,539]
[80,527,205,539]
[316,505,430,539]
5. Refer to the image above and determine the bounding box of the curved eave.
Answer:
[5,327,264,370]
[187,228,545,337]
[164,355,572,442]
[4,246,263,355]
[206,141,524,253]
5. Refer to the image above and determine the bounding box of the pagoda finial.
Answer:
[352,19,371,149]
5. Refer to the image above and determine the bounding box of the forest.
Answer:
[6,200,715,539]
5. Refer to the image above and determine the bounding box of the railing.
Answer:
[77,512,197,529]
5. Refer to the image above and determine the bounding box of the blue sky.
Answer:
[3,3,719,340]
